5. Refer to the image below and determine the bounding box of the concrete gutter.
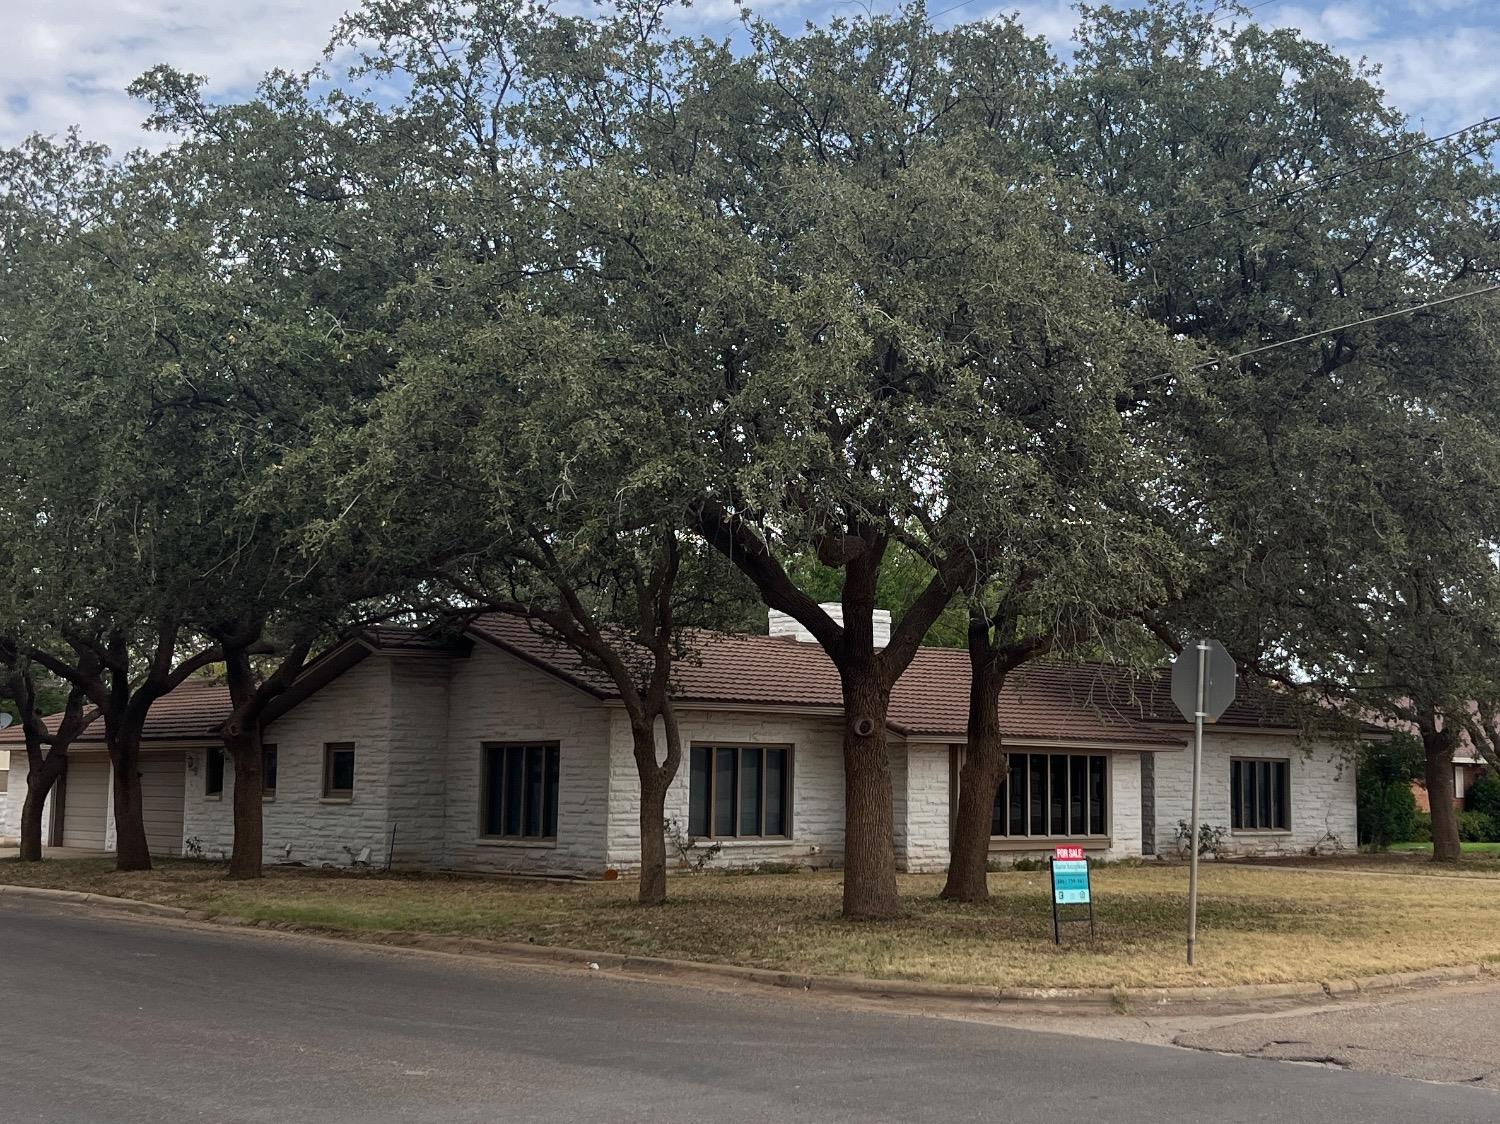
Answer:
[2,882,1492,1017]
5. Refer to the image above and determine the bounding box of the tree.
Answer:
[121,66,443,878]
[333,307,753,905]
[0,649,92,860]
[690,10,1183,916]
[1045,1,1500,863]
[326,0,1182,917]
[0,137,245,870]
[1356,733,1423,849]
[317,0,766,904]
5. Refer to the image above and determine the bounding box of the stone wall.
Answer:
[1151,731,1357,857]
[607,707,849,872]
[385,657,454,867]
[181,657,396,865]
[901,744,952,872]
[440,642,612,876]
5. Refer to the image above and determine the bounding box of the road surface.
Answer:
[0,896,1494,1123]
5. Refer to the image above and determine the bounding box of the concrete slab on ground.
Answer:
[1172,980,1500,1088]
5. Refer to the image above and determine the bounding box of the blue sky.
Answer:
[5,1,1498,152]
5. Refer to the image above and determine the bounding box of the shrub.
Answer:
[1174,820,1228,858]
[1457,810,1497,844]
[1468,771,1500,825]
[1410,812,1433,843]
[1357,734,1425,848]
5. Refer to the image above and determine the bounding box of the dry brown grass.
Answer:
[4,857,1499,989]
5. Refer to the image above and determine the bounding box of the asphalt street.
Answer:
[0,896,1495,1124]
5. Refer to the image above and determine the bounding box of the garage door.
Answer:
[61,759,110,850]
[140,754,185,857]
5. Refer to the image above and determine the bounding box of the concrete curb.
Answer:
[3,882,1493,1016]
[0,882,198,921]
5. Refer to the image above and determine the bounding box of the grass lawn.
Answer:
[1388,842,1500,855]
[6,858,1500,990]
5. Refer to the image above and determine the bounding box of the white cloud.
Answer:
[1268,3,1500,131]
[1,0,352,152]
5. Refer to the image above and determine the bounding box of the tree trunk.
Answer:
[638,767,669,906]
[840,661,901,920]
[942,636,1007,902]
[1423,727,1461,863]
[224,727,264,880]
[109,732,151,872]
[18,755,67,862]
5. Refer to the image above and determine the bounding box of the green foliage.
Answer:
[1357,734,1426,848]
[1457,811,1498,844]
[1410,813,1433,844]
[0,681,67,726]
[1468,772,1500,826]
[1174,820,1229,859]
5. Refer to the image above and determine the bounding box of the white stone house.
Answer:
[0,611,1357,869]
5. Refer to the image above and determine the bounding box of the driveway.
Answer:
[0,896,1495,1124]
[1174,981,1500,1087]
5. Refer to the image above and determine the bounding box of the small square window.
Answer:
[323,743,355,799]
[205,748,225,799]
[262,745,278,801]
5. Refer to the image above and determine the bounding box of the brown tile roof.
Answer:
[0,677,229,746]
[0,630,455,748]
[1,616,1305,751]
[470,615,1227,747]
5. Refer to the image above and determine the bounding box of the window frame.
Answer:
[478,742,561,843]
[687,743,794,840]
[204,747,225,801]
[980,750,1112,841]
[322,742,356,801]
[262,744,278,803]
[1230,756,1291,833]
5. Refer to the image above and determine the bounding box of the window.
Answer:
[0,767,7,794]
[688,745,790,838]
[481,743,560,839]
[262,745,278,802]
[205,748,225,799]
[323,743,356,800]
[1231,758,1290,831]
[989,753,1108,837]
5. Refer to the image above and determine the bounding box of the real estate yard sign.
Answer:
[1050,845,1096,944]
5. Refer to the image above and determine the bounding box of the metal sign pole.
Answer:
[1051,858,1061,945]
[1187,638,1208,967]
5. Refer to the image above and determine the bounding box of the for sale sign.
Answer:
[1051,846,1091,905]
[1049,846,1097,943]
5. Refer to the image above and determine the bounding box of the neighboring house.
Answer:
[0,610,1358,869]
[1413,747,1487,813]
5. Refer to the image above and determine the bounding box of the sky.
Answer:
[4,1,1499,153]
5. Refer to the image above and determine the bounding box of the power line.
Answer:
[1188,281,1500,371]
[1140,112,1500,249]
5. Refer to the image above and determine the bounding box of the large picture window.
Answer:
[1231,758,1290,831]
[688,745,790,839]
[481,743,560,840]
[990,753,1108,838]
